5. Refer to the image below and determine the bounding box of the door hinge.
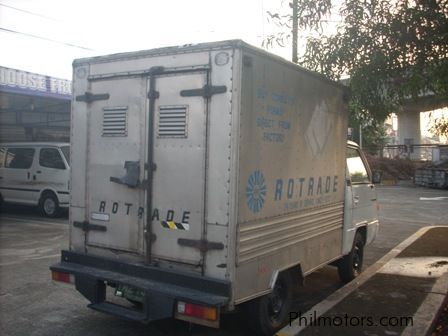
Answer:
[147,90,160,100]
[75,92,110,103]
[180,85,227,98]
[177,238,224,252]
[144,163,157,171]
[74,221,107,232]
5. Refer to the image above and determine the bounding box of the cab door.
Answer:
[1,147,37,204]
[346,146,377,227]
[34,147,69,201]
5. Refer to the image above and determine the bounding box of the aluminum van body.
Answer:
[50,40,379,334]
[0,142,70,217]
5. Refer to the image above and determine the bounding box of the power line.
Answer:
[0,27,95,51]
[0,2,59,21]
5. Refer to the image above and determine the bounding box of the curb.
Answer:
[401,271,448,336]
[276,226,445,336]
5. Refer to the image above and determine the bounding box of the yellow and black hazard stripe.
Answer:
[161,221,190,231]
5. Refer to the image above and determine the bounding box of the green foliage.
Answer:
[266,0,448,136]
[429,116,448,136]
[348,99,388,153]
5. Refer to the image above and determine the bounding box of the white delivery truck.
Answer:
[50,40,379,335]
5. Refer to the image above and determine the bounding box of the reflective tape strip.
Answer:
[161,221,190,231]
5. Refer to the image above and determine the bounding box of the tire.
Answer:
[245,271,294,336]
[39,192,60,218]
[338,231,364,283]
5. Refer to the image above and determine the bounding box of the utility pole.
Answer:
[359,124,363,149]
[292,0,298,63]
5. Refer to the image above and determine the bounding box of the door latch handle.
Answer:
[110,161,140,188]
[36,170,42,174]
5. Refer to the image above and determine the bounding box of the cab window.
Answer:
[39,148,66,170]
[0,147,5,168]
[5,148,35,169]
[60,146,70,167]
[347,147,370,183]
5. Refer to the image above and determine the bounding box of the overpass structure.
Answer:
[398,94,448,143]
[0,66,71,142]
[397,94,448,159]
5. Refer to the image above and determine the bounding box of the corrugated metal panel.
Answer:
[237,203,344,264]
[158,105,188,138]
[102,106,128,137]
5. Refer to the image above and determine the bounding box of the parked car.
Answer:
[0,142,70,217]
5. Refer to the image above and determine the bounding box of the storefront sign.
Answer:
[0,66,71,98]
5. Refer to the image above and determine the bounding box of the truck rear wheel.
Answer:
[245,271,294,336]
[338,231,364,283]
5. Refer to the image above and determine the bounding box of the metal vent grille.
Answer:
[102,106,128,137]
[158,105,188,138]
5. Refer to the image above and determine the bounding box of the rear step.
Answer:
[88,302,146,322]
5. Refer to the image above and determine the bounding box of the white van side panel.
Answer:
[0,143,70,209]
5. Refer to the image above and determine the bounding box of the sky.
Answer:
[0,0,297,79]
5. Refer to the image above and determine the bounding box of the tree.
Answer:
[265,0,448,140]
[429,114,448,137]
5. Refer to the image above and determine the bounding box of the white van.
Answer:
[0,142,70,217]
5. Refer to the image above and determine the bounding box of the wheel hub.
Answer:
[44,198,55,214]
[268,282,285,318]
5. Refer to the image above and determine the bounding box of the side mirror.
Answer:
[372,170,382,184]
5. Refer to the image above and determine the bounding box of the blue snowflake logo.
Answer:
[246,170,267,213]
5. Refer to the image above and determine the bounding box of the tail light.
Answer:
[177,301,218,321]
[51,271,74,284]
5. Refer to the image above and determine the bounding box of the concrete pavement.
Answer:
[1,185,447,336]
[278,226,448,336]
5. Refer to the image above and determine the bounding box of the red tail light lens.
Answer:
[51,271,74,284]
[177,301,218,321]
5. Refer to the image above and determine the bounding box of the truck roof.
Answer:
[73,39,348,91]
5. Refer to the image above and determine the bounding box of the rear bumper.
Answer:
[50,250,230,323]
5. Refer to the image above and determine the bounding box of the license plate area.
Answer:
[115,284,145,304]
[105,282,145,309]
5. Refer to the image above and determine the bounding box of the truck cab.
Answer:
[339,141,379,282]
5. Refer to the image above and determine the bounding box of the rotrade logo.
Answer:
[246,170,267,213]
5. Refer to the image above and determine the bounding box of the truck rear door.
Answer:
[148,71,208,267]
[83,69,209,268]
[83,77,147,253]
